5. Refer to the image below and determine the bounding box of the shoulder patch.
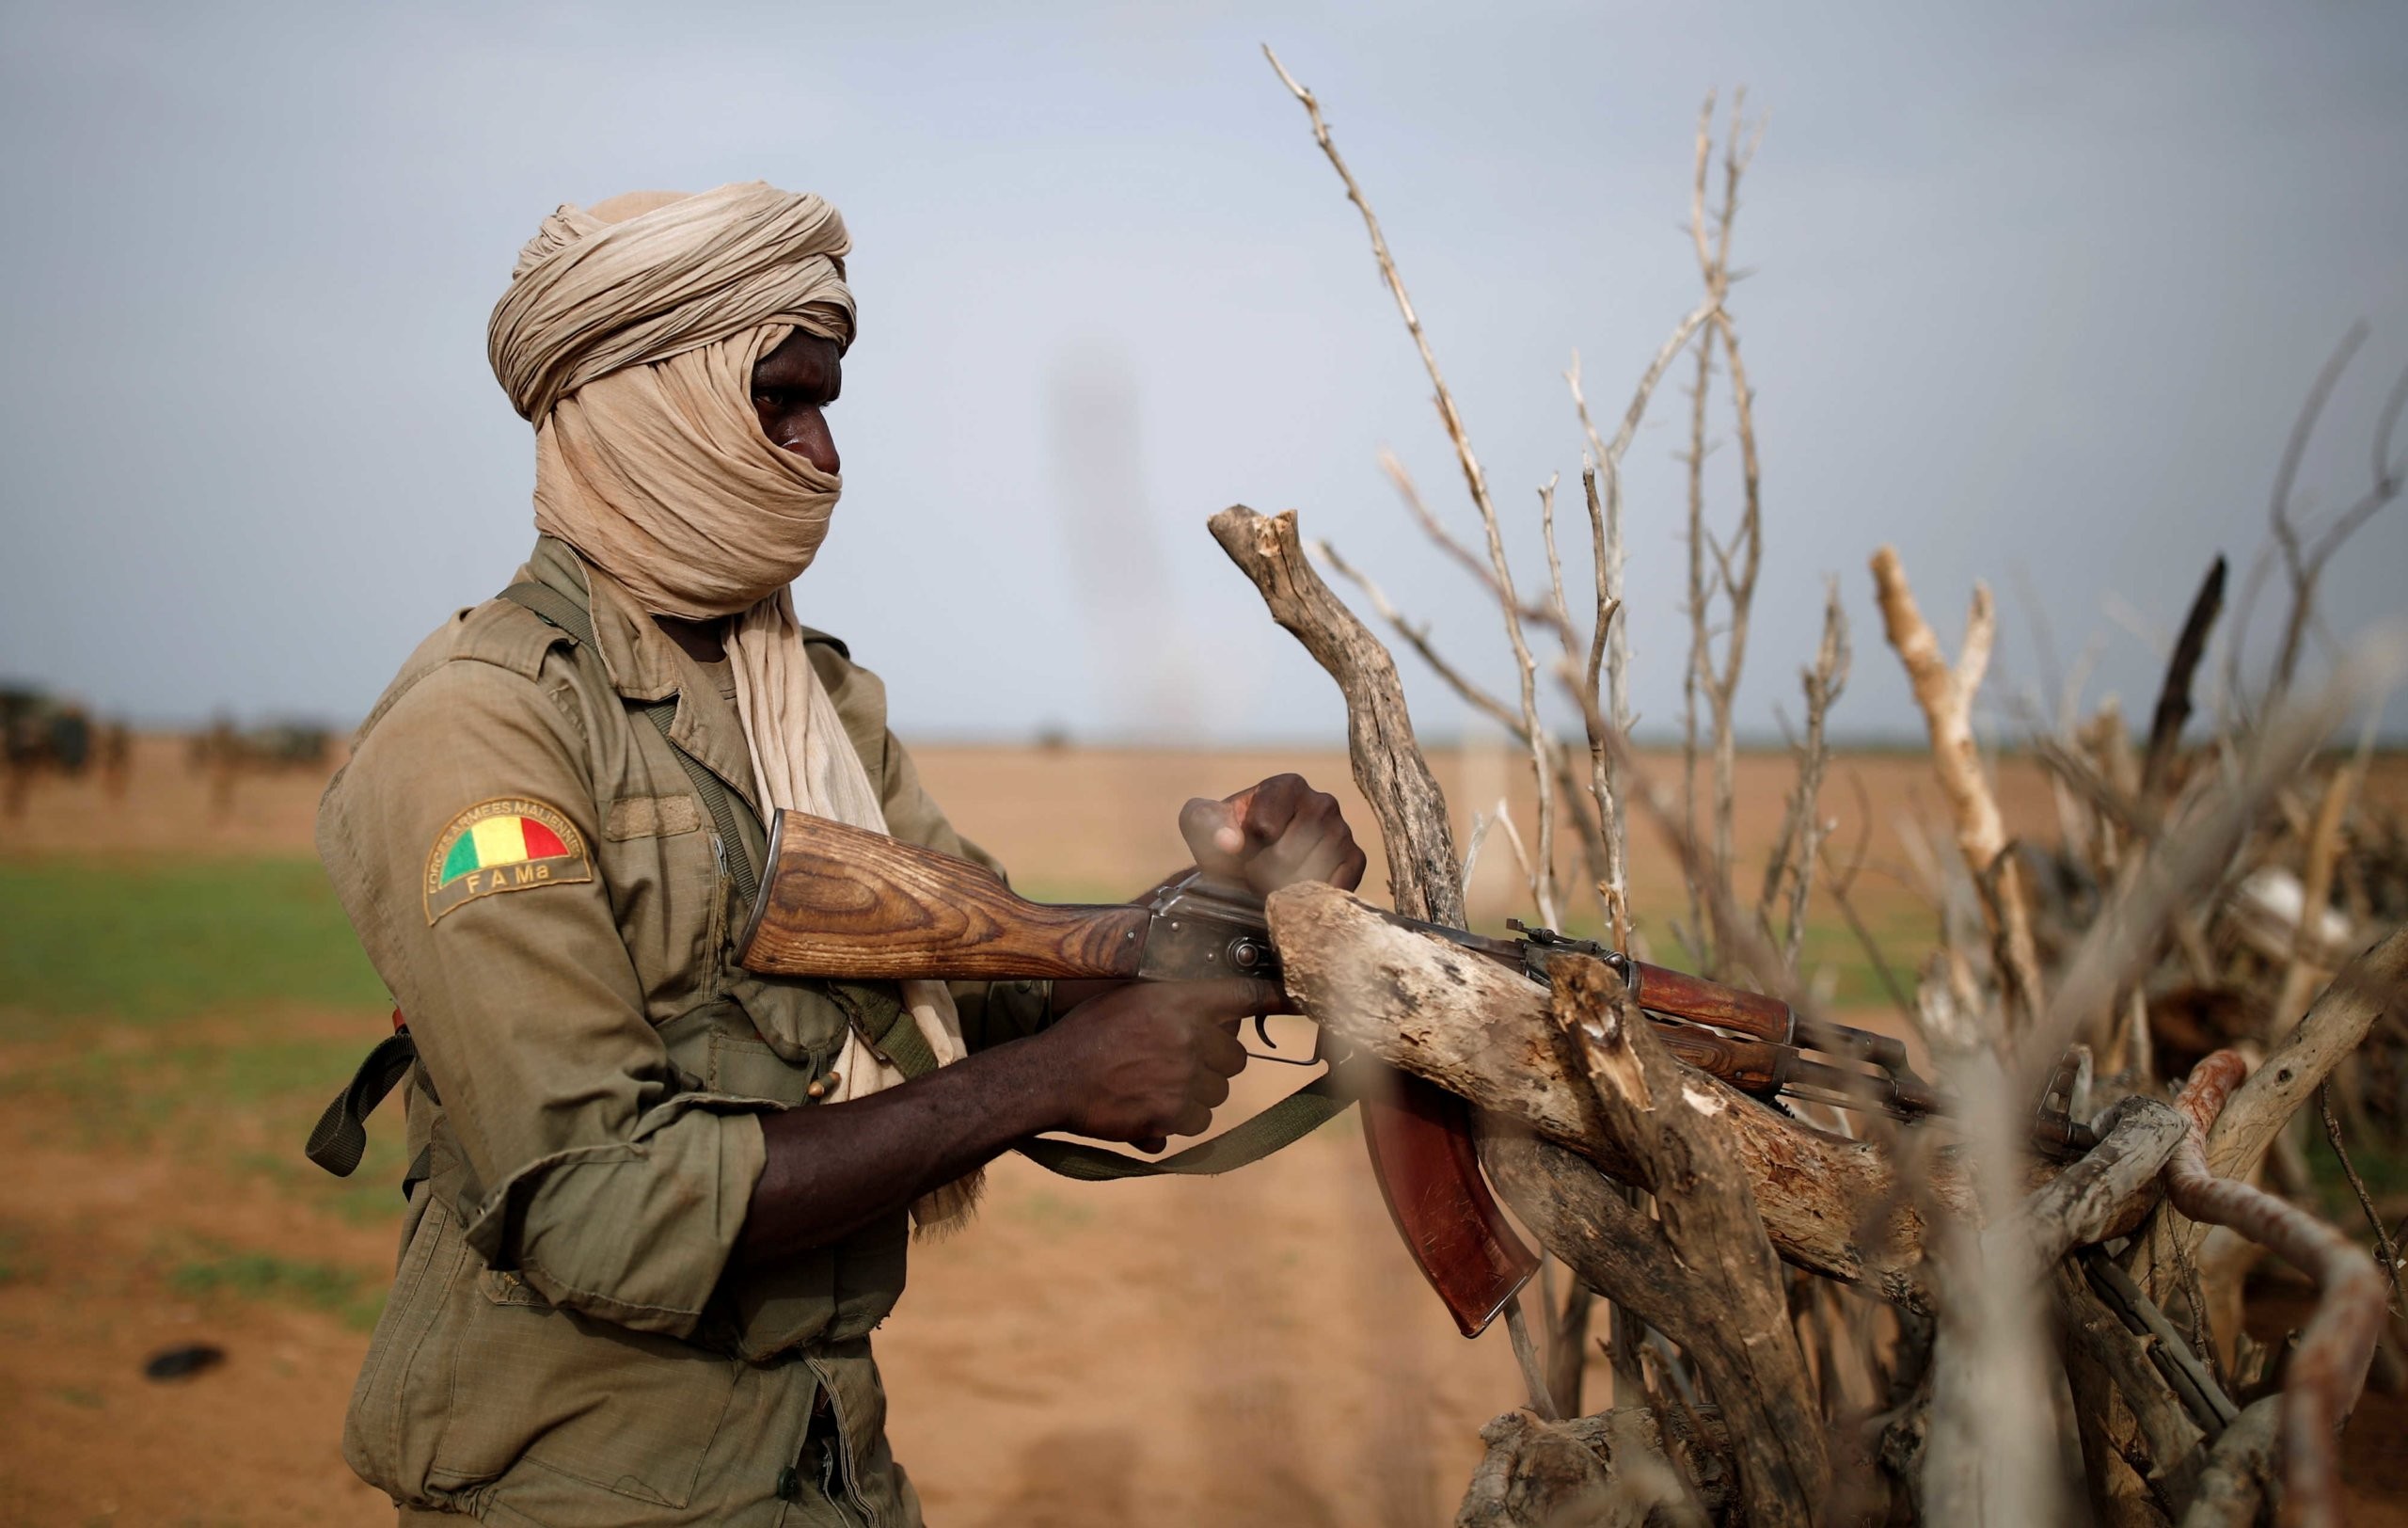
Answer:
[424,797,594,924]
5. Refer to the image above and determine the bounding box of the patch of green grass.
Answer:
[0,1224,37,1285]
[1,1032,379,1152]
[169,1249,385,1331]
[0,857,386,1028]
[1,1019,412,1224]
[1794,909,1936,1011]
[2306,1124,2408,1222]
[233,1140,413,1228]
[1641,905,1936,1014]
[1003,1189,1096,1232]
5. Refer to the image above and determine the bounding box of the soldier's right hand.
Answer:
[1040,979,1272,1153]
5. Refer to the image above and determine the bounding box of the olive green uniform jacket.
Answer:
[318,536,1050,1526]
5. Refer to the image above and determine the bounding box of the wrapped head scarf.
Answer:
[490,182,978,1234]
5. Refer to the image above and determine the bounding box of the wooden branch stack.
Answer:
[1229,49,2405,1528]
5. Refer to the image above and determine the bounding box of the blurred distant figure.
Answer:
[1,687,97,817]
[50,705,90,773]
[199,714,239,820]
[99,721,133,799]
[187,715,330,820]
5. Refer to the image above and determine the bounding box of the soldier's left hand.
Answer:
[1179,773,1367,897]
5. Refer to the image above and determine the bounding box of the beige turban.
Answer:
[490,182,979,1236]
[490,182,855,423]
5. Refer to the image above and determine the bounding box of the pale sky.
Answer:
[4,1,2404,743]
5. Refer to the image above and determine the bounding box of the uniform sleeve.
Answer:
[318,657,765,1336]
[873,728,1054,1050]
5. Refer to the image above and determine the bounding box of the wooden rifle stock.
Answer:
[740,812,1151,980]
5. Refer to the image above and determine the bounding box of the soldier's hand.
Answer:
[1179,773,1367,898]
[1041,979,1271,1153]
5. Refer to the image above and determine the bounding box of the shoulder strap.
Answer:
[498,581,762,910]
[497,579,595,648]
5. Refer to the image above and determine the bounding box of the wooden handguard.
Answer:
[1627,959,1796,1045]
[1647,1019,1792,1096]
[740,811,1150,981]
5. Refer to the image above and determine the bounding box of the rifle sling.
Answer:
[305,1029,418,1179]
[1011,1073,1350,1179]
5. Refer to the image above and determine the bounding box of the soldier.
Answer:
[316,183,1365,1526]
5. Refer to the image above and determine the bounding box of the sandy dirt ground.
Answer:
[3,739,2403,1524]
[0,1021,1522,1528]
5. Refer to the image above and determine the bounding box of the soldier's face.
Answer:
[751,330,842,475]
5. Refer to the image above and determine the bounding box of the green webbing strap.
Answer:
[1014,1073,1352,1180]
[862,989,943,1079]
[307,1030,419,1177]
[863,963,1346,1178]
[498,581,761,909]
[497,579,596,645]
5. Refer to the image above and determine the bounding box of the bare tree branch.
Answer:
[2230,324,2407,711]
[1269,47,1576,928]
[1870,544,2048,1033]
[1209,505,1462,921]
[1757,581,1851,967]
[2140,555,2227,806]
[1312,537,1525,738]
[2166,1052,2387,1528]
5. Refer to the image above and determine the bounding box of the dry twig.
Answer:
[2139,555,2227,807]
[1566,306,1717,941]
[1758,581,1851,967]
[2246,324,2408,705]
[1870,544,2047,1032]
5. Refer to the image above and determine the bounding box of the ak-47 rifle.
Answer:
[737,811,1951,1336]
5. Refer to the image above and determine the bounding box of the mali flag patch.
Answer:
[423,797,593,923]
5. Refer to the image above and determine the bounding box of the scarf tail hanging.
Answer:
[491,183,982,1237]
[729,592,981,1237]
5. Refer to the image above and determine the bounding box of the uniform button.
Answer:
[806,1081,826,1100]
[825,1070,842,1090]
